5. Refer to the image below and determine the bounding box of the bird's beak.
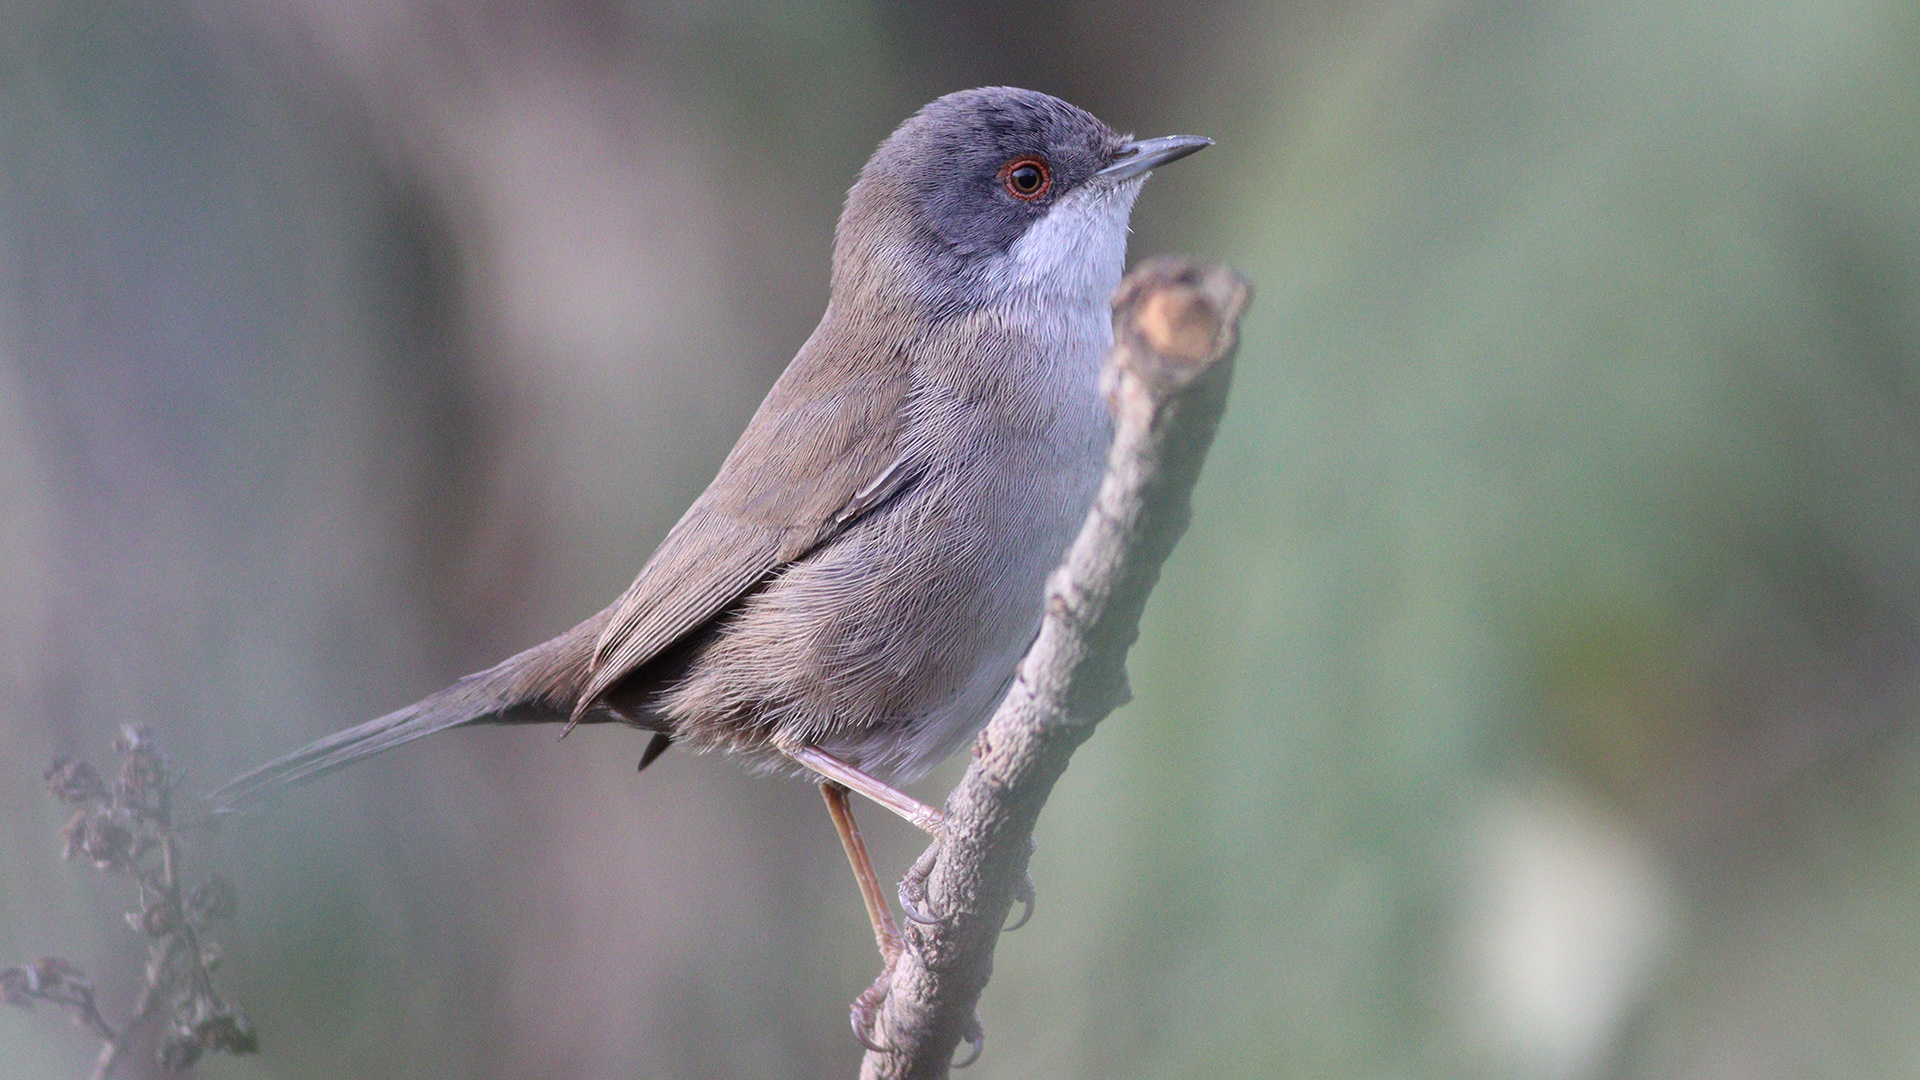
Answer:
[1097,135,1213,182]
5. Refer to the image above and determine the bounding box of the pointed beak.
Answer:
[1097,134,1213,182]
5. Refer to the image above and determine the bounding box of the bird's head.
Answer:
[834,87,1209,318]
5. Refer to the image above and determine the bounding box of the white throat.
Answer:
[986,178,1143,309]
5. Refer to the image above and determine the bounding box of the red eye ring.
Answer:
[999,157,1051,201]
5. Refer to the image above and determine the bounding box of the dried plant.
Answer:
[5,726,257,1078]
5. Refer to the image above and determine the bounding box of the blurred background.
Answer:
[3,0,1918,1076]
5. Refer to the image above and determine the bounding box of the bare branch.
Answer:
[864,257,1252,1079]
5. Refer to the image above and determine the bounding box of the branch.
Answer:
[865,257,1252,1079]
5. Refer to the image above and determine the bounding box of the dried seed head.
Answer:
[160,1026,205,1071]
[141,900,183,937]
[188,876,239,924]
[72,818,136,872]
[44,758,108,805]
[193,1010,259,1055]
[0,967,33,1008]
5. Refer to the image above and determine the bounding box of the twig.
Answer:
[865,257,1251,1079]
[4,728,257,1078]
[89,976,162,1080]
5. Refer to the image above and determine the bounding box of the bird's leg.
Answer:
[820,781,904,963]
[820,781,902,1051]
[796,746,957,1047]
[786,745,944,835]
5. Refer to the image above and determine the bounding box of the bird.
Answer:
[212,85,1208,1048]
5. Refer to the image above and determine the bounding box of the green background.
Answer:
[4,0,1918,1076]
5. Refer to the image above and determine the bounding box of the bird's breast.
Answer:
[657,303,1115,782]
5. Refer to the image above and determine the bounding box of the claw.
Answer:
[898,842,944,925]
[1003,838,1038,931]
[951,1013,985,1068]
[851,1011,888,1054]
[899,882,941,925]
[849,962,894,1054]
[1003,870,1036,932]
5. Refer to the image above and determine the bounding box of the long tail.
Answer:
[210,608,614,813]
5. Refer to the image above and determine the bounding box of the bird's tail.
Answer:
[210,608,614,813]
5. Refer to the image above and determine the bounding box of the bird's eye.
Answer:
[999,157,1051,201]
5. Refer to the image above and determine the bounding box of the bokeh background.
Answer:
[4,0,1919,1077]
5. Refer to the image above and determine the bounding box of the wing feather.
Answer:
[571,320,916,719]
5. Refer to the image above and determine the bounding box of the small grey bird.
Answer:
[214,85,1207,1044]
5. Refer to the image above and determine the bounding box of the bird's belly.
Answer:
[832,464,1094,781]
[658,436,1104,783]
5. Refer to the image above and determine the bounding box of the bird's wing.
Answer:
[572,326,918,719]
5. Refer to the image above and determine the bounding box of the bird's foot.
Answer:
[898,842,943,925]
[952,1012,985,1068]
[849,952,897,1053]
[1004,833,1039,931]
[1004,868,1036,932]
[847,958,987,1067]
[897,837,1039,931]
